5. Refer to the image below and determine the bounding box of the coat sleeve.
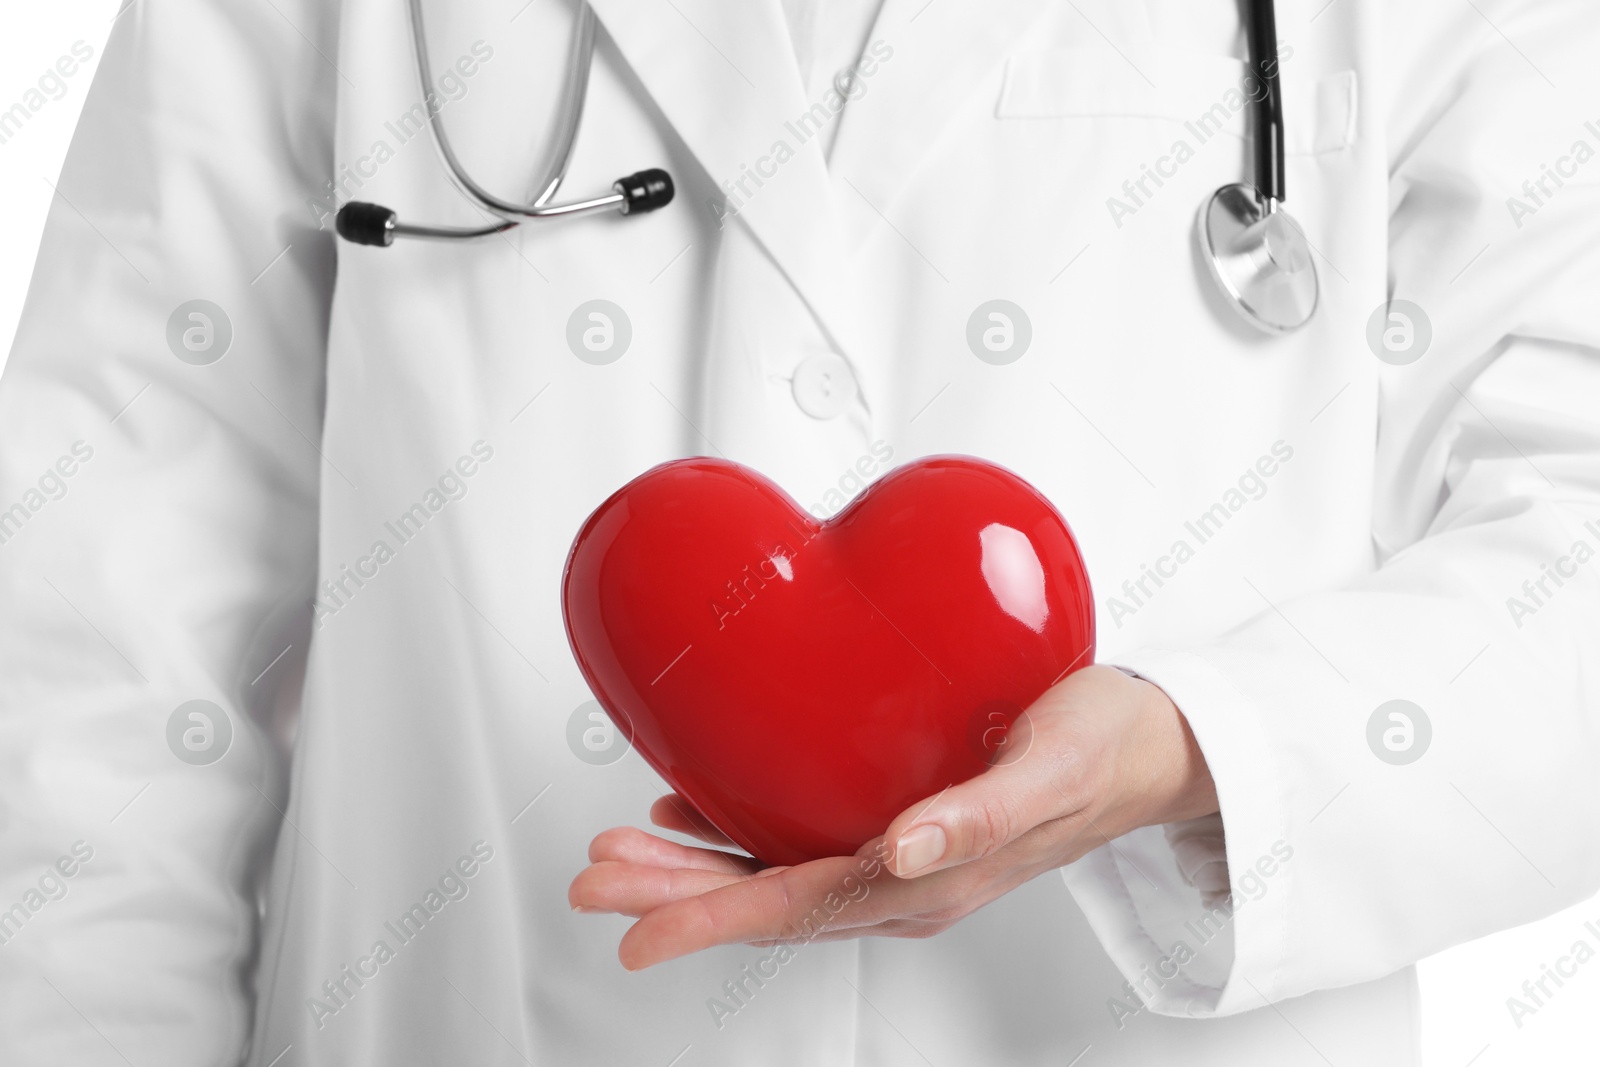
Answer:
[0,1,337,1061]
[1063,0,1600,1017]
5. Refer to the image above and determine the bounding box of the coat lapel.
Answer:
[587,0,853,343]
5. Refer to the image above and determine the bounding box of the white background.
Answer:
[3,7,1598,1065]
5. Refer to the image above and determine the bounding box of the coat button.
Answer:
[791,354,856,419]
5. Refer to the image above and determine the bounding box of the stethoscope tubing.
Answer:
[1246,0,1287,206]
[405,0,603,220]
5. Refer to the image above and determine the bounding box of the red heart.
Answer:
[561,456,1095,866]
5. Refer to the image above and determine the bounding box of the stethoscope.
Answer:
[1197,0,1319,332]
[337,0,1317,334]
[336,0,674,248]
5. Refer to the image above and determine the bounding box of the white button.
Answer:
[791,354,857,420]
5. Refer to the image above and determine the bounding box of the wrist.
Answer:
[1106,668,1219,833]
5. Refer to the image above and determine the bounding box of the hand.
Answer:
[568,665,1217,969]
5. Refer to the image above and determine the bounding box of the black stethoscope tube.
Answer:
[1246,0,1286,204]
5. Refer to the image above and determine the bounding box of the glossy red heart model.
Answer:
[561,455,1095,867]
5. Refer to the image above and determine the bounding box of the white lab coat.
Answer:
[2,0,1598,1063]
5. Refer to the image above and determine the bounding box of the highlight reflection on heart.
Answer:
[980,523,1050,632]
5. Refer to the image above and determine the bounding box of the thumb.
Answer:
[881,706,1088,879]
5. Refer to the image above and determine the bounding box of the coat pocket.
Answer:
[996,46,1356,157]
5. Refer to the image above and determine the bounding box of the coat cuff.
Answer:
[1061,647,1291,1018]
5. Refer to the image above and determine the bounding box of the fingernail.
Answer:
[573,904,607,914]
[892,823,947,877]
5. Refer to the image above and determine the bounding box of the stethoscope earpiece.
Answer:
[614,169,675,215]
[336,202,398,247]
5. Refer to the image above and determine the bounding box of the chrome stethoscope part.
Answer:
[1199,185,1318,333]
[1196,0,1318,333]
[336,0,673,247]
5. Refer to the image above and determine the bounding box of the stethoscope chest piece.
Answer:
[1198,182,1318,334]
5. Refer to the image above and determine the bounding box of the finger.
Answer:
[879,672,1117,880]
[750,915,949,945]
[587,825,762,876]
[617,855,910,969]
[649,794,737,847]
[570,860,749,918]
